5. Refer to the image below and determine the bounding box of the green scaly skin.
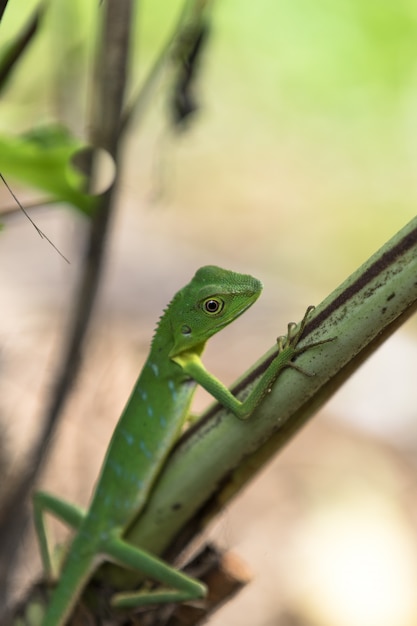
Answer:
[34,265,317,625]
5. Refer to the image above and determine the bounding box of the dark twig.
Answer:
[1,0,214,621]
[0,0,133,612]
[0,0,9,23]
[0,173,70,263]
[0,196,58,218]
[0,3,46,91]
[121,0,205,132]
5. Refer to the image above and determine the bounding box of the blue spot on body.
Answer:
[140,440,153,460]
[126,470,140,486]
[168,379,177,399]
[147,405,154,417]
[138,387,148,401]
[160,416,167,428]
[121,428,134,445]
[114,496,132,511]
[149,362,159,377]
[109,459,123,477]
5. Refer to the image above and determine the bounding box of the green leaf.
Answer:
[0,124,97,214]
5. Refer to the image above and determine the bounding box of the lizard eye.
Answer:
[202,297,224,315]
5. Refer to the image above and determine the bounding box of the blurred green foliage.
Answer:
[0,0,416,237]
[0,0,97,213]
[0,125,95,214]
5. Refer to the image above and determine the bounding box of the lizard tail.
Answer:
[41,547,97,626]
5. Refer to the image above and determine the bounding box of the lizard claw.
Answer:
[276,305,316,353]
[275,305,335,376]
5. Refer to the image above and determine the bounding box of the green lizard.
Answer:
[34,265,323,625]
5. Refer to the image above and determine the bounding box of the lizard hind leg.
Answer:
[33,491,87,581]
[105,536,207,608]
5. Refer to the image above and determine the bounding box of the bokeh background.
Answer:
[1,1,417,624]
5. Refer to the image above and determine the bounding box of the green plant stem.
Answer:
[8,216,417,624]
[111,215,417,585]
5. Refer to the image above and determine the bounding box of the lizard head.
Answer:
[167,265,263,358]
